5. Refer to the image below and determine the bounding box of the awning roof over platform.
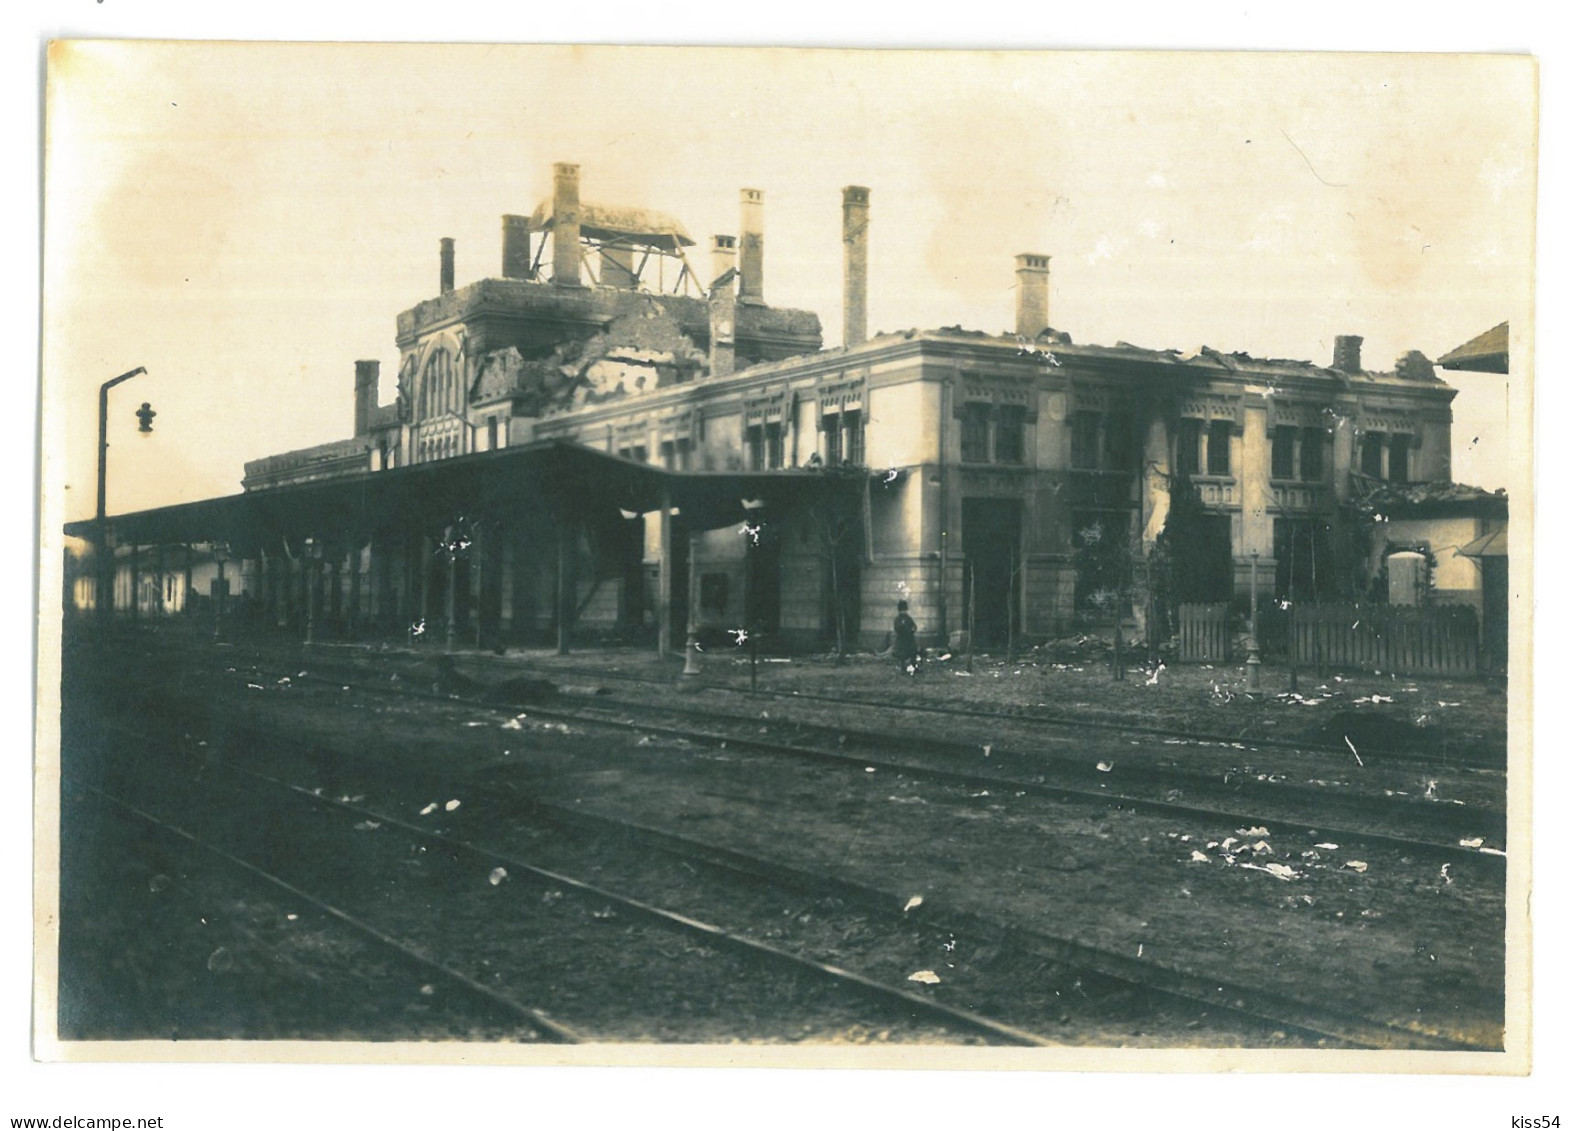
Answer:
[64,440,868,552]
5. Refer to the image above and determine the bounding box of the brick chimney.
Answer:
[439,238,455,295]
[552,162,583,287]
[1014,253,1051,340]
[1334,334,1364,373]
[842,186,870,347]
[354,360,379,437]
[708,235,738,378]
[738,188,764,305]
[501,214,532,280]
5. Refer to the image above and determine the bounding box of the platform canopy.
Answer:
[64,440,868,554]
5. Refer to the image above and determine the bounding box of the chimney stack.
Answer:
[354,360,380,437]
[552,162,583,286]
[708,234,738,378]
[1334,334,1364,373]
[501,214,532,280]
[1014,253,1051,341]
[439,238,456,295]
[842,186,870,347]
[738,188,765,305]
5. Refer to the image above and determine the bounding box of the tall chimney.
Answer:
[1334,334,1364,373]
[552,162,583,286]
[439,238,456,295]
[708,235,738,378]
[354,360,379,437]
[738,188,765,305]
[1014,253,1051,340]
[842,186,870,347]
[501,214,532,280]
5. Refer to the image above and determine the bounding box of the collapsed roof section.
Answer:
[526,199,696,253]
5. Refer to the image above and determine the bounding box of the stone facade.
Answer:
[241,164,1459,652]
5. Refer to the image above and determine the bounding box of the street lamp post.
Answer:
[95,367,148,629]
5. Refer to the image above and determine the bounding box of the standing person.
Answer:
[893,599,920,674]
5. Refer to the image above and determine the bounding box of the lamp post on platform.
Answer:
[95,367,149,629]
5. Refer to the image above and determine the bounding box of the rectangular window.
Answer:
[995,405,1026,464]
[823,413,843,465]
[1206,419,1232,476]
[1176,419,1202,476]
[960,403,991,463]
[1388,433,1411,483]
[1104,412,1134,471]
[487,417,499,451]
[1070,411,1100,470]
[660,440,676,469]
[676,436,693,471]
[1299,428,1325,481]
[1271,426,1296,479]
[843,409,864,466]
[1361,431,1385,478]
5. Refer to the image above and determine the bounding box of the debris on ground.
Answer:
[907,970,942,985]
[488,867,508,886]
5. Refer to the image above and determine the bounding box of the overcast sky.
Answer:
[43,45,1532,520]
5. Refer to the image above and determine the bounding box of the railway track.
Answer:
[78,709,1493,1051]
[74,631,1505,772]
[210,650,1506,869]
[68,788,583,1042]
[68,727,1057,1046]
[60,636,1508,1049]
[355,643,1505,772]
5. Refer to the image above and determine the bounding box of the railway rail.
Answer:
[73,788,584,1042]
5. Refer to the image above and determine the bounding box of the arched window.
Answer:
[422,348,454,421]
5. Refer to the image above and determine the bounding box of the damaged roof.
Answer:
[1356,479,1509,517]
[528,199,696,250]
[863,326,1447,387]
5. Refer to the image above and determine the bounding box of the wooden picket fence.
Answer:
[1289,603,1478,677]
[1177,603,1230,662]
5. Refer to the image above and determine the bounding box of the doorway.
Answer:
[962,497,1022,648]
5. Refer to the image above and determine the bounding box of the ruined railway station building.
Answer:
[79,162,1461,655]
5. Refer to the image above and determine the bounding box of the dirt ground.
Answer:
[56,631,1511,1049]
[476,640,1509,762]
